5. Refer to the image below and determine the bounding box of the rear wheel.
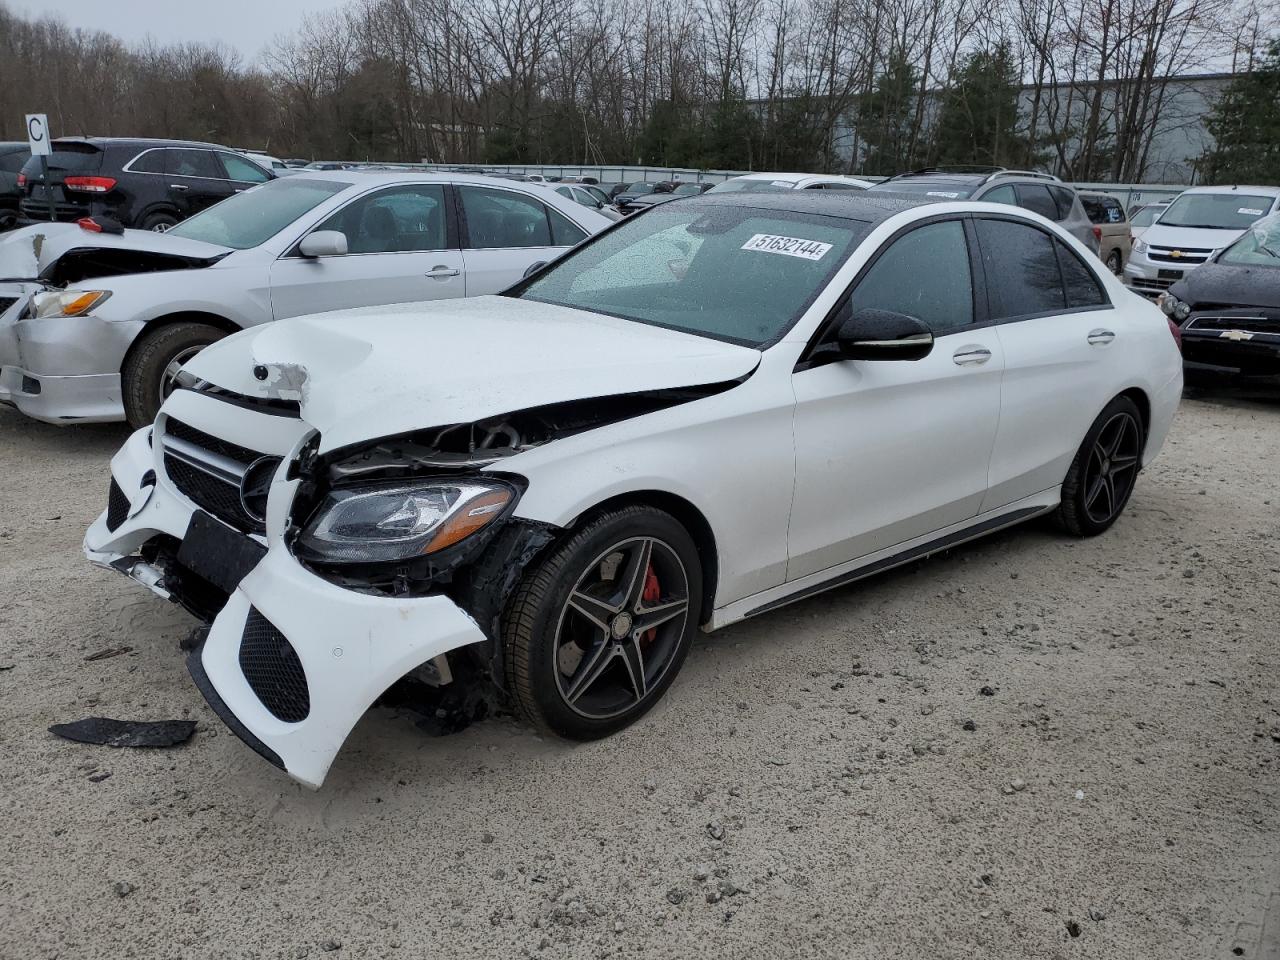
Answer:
[1058,396,1145,536]
[503,506,702,740]
[122,322,227,428]
[141,211,178,232]
[1105,249,1122,274]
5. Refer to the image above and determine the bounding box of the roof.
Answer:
[682,190,930,223]
[1176,184,1280,197]
[49,136,228,150]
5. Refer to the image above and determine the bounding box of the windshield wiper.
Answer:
[1258,244,1280,259]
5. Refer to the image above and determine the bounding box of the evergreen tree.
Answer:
[1200,39,1280,183]
[857,52,921,176]
[930,44,1029,168]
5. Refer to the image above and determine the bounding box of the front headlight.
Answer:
[1158,293,1191,321]
[295,479,515,564]
[31,289,112,319]
[1132,239,1147,256]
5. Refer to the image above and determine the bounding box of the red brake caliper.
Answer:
[640,566,661,647]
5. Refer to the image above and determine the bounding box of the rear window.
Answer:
[20,143,102,177]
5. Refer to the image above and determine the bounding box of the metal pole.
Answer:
[40,154,52,222]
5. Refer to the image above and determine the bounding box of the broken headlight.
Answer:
[295,480,515,564]
[31,289,112,319]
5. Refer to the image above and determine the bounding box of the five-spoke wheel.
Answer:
[1059,395,1145,536]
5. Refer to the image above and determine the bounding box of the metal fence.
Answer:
[418,162,1191,212]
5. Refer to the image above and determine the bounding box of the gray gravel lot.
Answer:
[1,387,1278,960]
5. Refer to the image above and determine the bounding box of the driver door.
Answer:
[786,217,1003,580]
[269,183,464,319]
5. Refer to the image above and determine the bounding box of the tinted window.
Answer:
[520,203,866,346]
[1049,186,1078,220]
[1056,240,1107,307]
[0,150,27,174]
[220,153,271,183]
[168,177,348,249]
[129,149,166,174]
[166,149,221,179]
[1080,196,1107,223]
[1104,198,1124,222]
[316,184,447,253]
[982,185,1017,205]
[548,205,587,246]
[459,186,552,248]
[976,218,1066,318]
[851,220,973,334]
[1014,183,1059,221]
[20,145,102,177]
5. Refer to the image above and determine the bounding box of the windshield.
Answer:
[707,178,795,194]
[867,180,977,199]
[167,178,348,249]
[1157,193,1275,230]
[517,202,869,346]
[1130,205,1165,227]
[1219,215,1280,267]
[623,183,656,195]
[673,183,704,195]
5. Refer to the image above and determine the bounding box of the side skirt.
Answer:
[709,489,1059,629]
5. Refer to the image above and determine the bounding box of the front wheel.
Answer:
[122,322,227,428]
[503,506,702,740]
[1057,396,1145,536]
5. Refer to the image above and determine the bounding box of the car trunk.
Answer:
[19,142,106,222]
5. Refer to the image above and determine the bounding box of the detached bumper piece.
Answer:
[239,608,311,723]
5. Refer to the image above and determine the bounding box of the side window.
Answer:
[549,205,588,246]
[165,149,221,179]
[1056,239,1108,308]
[982,184,1017,205]
[554,186,574,201]
[219,153,270,183]
[1080,196,1106,223]
[313,185,447,254]
[850,220,973,334]
[1104,198,1125,223]
[458,185,553,248]
[129,149,166,174]
[975,218,1066,319]
[819,181,864,191]
[1014,183,1059,221]
[1049,185,1077,221]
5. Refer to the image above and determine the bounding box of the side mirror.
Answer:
[836,308,934,361]
[523,260,548,279]
[299,230,348,258]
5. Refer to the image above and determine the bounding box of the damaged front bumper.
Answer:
[83,391,490,788]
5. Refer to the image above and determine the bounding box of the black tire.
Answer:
[122,322,227,428]
[1057,395,1145,536]
[1105,249,1122,274]
[140,211,179,232]
[503,505,702,740]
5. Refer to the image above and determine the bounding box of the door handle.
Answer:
[1087,328,1116,345]
[426,266,460,279]
[952,345,992,366]
[169,184,189,191]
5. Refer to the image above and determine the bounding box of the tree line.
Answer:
[0,0,1276,182]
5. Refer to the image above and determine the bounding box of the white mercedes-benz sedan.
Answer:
[0,172,610,427]
[84,192,1183,788]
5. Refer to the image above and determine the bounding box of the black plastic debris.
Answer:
[84,646,133,662]
[49,717,197,748]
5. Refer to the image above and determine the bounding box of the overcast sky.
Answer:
[11,0,340,62]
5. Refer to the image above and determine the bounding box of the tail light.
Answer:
[1091,225,1102,240]
[64,176,117,193]
[1167,317,1182,353]
[16,173,25,187]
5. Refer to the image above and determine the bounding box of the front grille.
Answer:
[161,418,266,534]
[239,607,310,723]
[1149,246,1212,265]
[106,478,130,531]
[1187,315,1280,337]
[1128,276,1172,294]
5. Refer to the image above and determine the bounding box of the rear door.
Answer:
[164,148,233,216]
[787,217,1004,579]
[456,183,589,293]
[976,215,1122,510]
[269,182,463,319]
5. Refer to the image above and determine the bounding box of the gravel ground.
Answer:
[1,385,1278,960]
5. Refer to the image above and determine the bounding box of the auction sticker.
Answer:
[741,233,832,261]
[1238,207,1264,215]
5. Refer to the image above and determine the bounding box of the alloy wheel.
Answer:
[1083,411,1140,524]
[553,536,690,720]
[158,345,204,405]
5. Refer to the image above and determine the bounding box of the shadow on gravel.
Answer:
[1184,371,1280,411]
[0,406,131,454]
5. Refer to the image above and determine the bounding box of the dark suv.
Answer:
[19,138,274,232]
[0,142,30,231]
[870,168,1098,255]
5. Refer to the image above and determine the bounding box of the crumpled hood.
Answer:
[0,223,231,280]
[1174,262,1280,310]
[1142,224,1247,251]
[186,296,761,453]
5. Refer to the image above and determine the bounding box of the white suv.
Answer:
[1124,185,1280,297]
